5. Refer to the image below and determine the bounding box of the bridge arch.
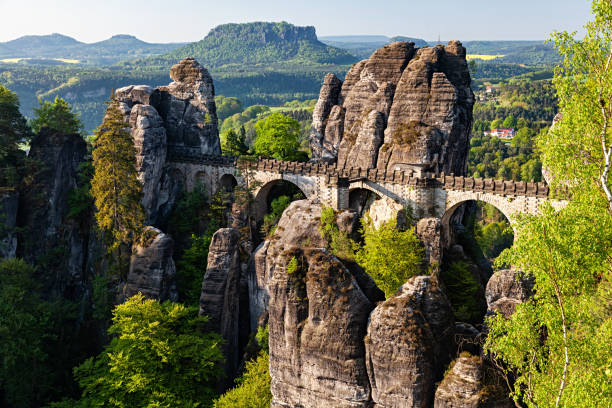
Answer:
[253,179,307,222]
[217,173,238,194]
[441,192,517,252]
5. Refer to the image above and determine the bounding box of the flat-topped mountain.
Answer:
[140,22,358,68]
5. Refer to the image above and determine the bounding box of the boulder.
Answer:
[199,228,243,386]
[434,354,484,408]
[366,276,455,407]
[126,226,178,302]
[18,128,89,299]
[486,269,534,318]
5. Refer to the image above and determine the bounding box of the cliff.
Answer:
[310,41,474,176]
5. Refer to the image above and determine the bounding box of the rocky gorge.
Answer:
[1,41,524,407]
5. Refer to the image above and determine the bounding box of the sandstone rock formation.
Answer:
[18,128,89,298]
[199,227,244,385]
[251,200,383,407]
[366,276,455,407]
[269,248,375,408]
[486,269,534,318]
[416,217,443,266]
[125,226,178,302]
[113,58,221,225]
[434,353,484,408]
[310,41,474,176]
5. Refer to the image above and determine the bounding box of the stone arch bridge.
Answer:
[166,152,567,229]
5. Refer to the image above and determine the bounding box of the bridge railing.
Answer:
[167,153,550,198]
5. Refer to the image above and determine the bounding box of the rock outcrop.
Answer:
[434,354,484,408]
[310,41,474,176]
[486,269,534,318]
[199,227,244,386]
[125,226,178,302]
[269,248,376,408]
[366,276,455,407]
[253,200,383,407]
[18,128,89,298]
[416,217,443,267]
[114,58,221,225]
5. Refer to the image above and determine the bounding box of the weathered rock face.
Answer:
[18,128,89,298]
[113,58,221,226]
[199,228,243,385]
[269,248,376,408]
[311,41,474,176]
[366,276,455,408]
[434,354,484,408]
[128,104,167,224]
[252,200,383,407]
[159,58,220,155]
[416,217,443,267]
[486,269,534,318]
[0,191,19,258]
[310,73,343,161]
[126,226,178,302]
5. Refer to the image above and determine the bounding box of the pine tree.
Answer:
[91,97,144,274]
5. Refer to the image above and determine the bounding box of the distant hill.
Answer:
[318,35,390,43]
[319,35,427,59]
[0,33,185,64]
[135,22,358,68]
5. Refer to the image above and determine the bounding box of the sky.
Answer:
[0,0,592,43]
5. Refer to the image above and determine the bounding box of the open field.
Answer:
[466,54,504,60]
[0,57,80,63]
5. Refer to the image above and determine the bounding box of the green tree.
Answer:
[490,118,504,129]
[67,294,224,408]
[0,258,76,408]
[502,115,517,128]
[213,326,271,408]
[253,112,302,161]
[215,95,243,121]
[221,128,249,156]
[0,85,31,190]
[90,98,144,274]
[30,96,84,135]
[485,4,612,406]
[355,216,424,298]
[544,0,612,211]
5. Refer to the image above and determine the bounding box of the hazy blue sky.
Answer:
[0,0,591,43]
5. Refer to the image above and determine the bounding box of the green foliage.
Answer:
[221,127,249,156]
[91,98,144,266]
[177,232,216,306]
[167,182,210,239]
[214,325,271,408]
[355,215,424,298]
[318,206,356,261]
[486,201,612,407]
[0,258,78,407]
[69,294,225,408]
[0,84,31,190]
[215,95,243,121]
[440,260,486,324]
[253,112,306,161]
[67,161,94,222]
[475,221,514,259]
[262,195,292,236]
[502,115,516,128]
[30,96,83,134]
